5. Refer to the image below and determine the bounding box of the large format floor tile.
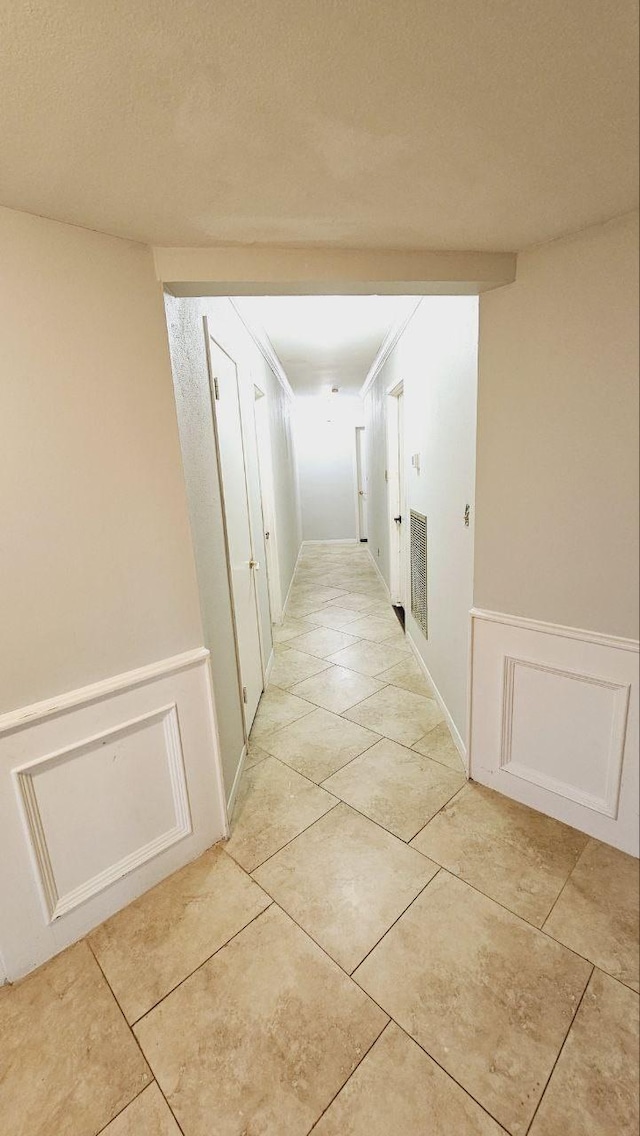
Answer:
[529,968,639,1136]
[343,613,407,644]
[343,683,443,745]
[303,605,365,630]
[544,839,639,991]
[286,626,360,658]
[273,617,316,643]
[411,783,589,926]
[269,646,332,689]
[134,905,387,1136]
[0,942,151,1136]
[323,737,465,839]
[261,706,380,781]
[249,685,315,743]
[378,654,435,697]
[89,846,271,1022]
[290,665,384,713]
[311,1023,506,1136]
[354,872,591,1136]
[102,1084,182,1135]
[412,719,465,770]
[327,638,409,676]
[225,756,337,871]
[254,804,438,972]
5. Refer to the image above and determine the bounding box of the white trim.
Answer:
[265,648,275,684]
[227,744,247,820]
[405,628,468,767]
[0,648,210,737]
[360,300,422,399]
[230,299,295,400]
[367,547,391,598]
[470,608,639,653]
[281,542,304,619]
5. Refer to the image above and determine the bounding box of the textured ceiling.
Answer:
[239,296,414,393]
[0,0,637,250]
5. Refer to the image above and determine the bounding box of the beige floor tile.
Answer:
[412,720,465,770]
[261,706,380,781]
[544,840,639,990]
[529,969,639,1136]
[134,905,387,1136]
[254,804,438,971]
[344,613,406,643]
[379,655,436,698]
[354,872,591,1136]
[343,684,444,746]
[311,1022,507,1136]
[327,639,410,677]
[245,740,271,769]
[290,665,385,713]
[411,783,589,926]
[273,618,315,643]
[249,685,315,743]
[0,942,151,1136]
[225,756,337,871]
[89,846,270,1022]
[289,585,349,606]
[269,646,332,689]
[323,738,465,840]
[286,625,360,658]
[102,1084,181,1135]
[286,597,334,619]
[303,605,364,630]
[328,591,382,612]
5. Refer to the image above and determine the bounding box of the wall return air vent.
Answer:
[410,509,428,638]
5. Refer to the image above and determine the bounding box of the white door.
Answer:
[387,384,407,606]
[254,387,283,623]
[205,325,264,732]
[355,426,368,541]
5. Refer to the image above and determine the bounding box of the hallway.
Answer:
[2,542,638,1136]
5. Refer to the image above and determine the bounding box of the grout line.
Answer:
[348,869,443,974]
[238,798,342,873]
[304,1021,394,1134]
[87,942,189,1136]
[523,965,595,1135]
[541,838,592,932]
[127,902,275,1027]
[94,1082,151,1135]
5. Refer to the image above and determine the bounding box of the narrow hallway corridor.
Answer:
[2,543,638,1136]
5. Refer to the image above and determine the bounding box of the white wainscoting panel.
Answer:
[469,610,639,856]
[0,649,228,980]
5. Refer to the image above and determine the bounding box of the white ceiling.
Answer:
[239,296,414,394]
[0,0,637,251]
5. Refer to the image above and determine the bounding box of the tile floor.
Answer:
[1,542,638,1136]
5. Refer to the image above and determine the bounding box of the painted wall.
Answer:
[164,296,301,795]
[364,299,479,739]
[0,206,203,714]
[476,212,639,639]
[295,394,364,541]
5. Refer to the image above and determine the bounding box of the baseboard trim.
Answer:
[405,628,468,770]
[265,648,275,685]
[280,543,304,621]
[226,744,247,820]
[366,549,391,599]
[0,648,211,737]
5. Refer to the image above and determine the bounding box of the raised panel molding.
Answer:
[14,705,192,922]
[0,648,227,981]
[499,656,629,819]
[469,609,639,856]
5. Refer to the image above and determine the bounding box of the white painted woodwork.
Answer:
[0,650,227,981]
[469,609,639,855]
[206,328,264,731]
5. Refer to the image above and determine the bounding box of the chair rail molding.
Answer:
[0,648,227,981]
[468,609,639,855]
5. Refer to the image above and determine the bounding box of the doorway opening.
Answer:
[355,425,368,542]
[386,380,407,617]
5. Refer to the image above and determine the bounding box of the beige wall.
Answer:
[0,206,203,713]
[475,212,639,639]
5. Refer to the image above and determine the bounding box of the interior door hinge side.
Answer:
[213,376,220,400]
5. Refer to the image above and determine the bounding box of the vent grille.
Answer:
[410,510,428,638]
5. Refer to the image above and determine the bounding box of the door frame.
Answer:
[354,425,368,542]
[204,319,265,737]
[253,383,283,624]
[386,380,408,606]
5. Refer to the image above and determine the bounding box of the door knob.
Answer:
[394,515,402,524]
[249,559,260,570]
